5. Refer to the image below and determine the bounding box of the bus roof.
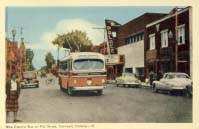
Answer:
[60,52,105,62]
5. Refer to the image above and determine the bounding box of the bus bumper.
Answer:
[72,86,105,91]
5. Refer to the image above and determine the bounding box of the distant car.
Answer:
[152,72,192,96]
[116,72,141,87]
[40,71,47,78]
[20,71,39,88]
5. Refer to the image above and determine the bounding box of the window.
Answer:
[161,29,168,48]
[74,59,104,70]
[112,32,117,37]
[178,24,185,45]
[125,68,133,73]
[136,67,144,76]
[149,34,155,50]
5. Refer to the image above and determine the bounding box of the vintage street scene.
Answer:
[5,6,192,123]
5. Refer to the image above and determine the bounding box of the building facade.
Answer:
[145,7,192,79]
[6,38,26,80]
[117,13,167,80]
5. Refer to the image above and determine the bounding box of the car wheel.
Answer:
[97,90,103,96]
[186,86,192,97]
[20,84,24,89]
[153,84,158,93]
[124,84,128,88]
[67,87,73,96]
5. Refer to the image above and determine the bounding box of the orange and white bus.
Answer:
[58,52,107,96]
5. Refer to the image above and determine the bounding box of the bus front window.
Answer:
[74,59,104,70]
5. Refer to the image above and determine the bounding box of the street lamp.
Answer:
[11,28,16,41]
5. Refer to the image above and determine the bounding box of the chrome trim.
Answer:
[72,86,105,91]
[59,75,106,77]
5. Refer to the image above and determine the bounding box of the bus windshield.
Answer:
[74,59,104,70]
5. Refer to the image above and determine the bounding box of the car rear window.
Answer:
[23,72,36,78]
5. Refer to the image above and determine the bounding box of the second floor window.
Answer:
[161,29,168,48]
[178,24,185,45]
[149,34,155,50]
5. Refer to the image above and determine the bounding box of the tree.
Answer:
[52,30,93,52]
[45,52,55,70]
[25,49,35,71]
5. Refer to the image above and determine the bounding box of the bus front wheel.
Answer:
[97,90,103,96]
[67,87,73,96]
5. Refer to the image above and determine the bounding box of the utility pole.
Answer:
[175,8,178,72]
[174,7,184,72]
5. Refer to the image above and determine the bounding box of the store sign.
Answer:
[105,54,120,64]
[105,19,121,54]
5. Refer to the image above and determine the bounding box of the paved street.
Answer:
[8,76,192,123]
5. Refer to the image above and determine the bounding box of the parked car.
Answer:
[20,71,39,88]
[152,72,192,96]
[116,72,141,87]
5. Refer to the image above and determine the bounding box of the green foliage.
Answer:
[52,30,93,52]
[45,52,55,69]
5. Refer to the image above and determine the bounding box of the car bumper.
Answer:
[123,82,140,85]
[20,82,39,87]
[72,86,106,91]
[170,87,186,90]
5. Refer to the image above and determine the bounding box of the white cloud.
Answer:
[35,19,104,50]
[28,19,104,69]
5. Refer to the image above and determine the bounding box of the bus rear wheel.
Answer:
[97,90,103,96]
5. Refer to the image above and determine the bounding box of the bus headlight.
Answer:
[102,79,105,83]
[73,80,77,84]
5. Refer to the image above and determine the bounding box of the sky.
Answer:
[6,6,175,69]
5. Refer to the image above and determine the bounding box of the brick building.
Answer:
[6,38,26,81]
[145,7,192,79]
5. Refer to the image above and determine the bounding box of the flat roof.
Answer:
[146,7,190,28]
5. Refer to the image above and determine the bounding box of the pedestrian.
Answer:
[6,73,22,123]
[149,70,154,86]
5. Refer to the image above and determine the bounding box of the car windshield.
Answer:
[164,74,175,79]
[176,74,189,78]
[164,74,189,79]
[123,73,135,77]
[74,59,104,70]
[23,72,36,78]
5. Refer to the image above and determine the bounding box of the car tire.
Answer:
[186,86,192,97]
[153,84,158,93]
[36,84,39,88]
[20,84,24,89]
[67,87,73,96]
[97,90,103,96]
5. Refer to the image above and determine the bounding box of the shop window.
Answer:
[136,67,144,76]
[125,68,133,73]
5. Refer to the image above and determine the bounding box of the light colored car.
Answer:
[152,72,192,96]
[116,72,141,87]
